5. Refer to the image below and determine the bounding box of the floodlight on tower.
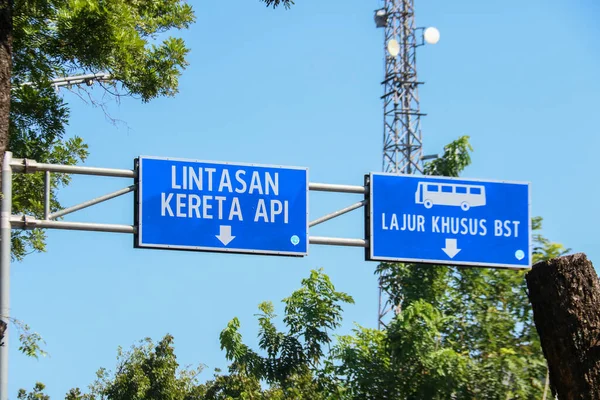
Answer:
[424,27,440,44]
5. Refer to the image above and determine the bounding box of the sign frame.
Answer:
[367,172,532,269]
[134,155,310,257]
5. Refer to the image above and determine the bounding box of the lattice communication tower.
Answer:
[374,0,437,328]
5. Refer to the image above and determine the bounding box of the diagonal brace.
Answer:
[49,185,135,220]
[309,200,367,228]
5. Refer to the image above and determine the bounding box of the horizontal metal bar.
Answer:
[309,236,368,247]
[51,73,111,83]
[309,182,367,194]
[11,158,135,178]
[50,185,135,220]
[10,217,363,247]
[16,73,112,90]
[309,200,367,227]
[10,216,135,234]
[54,79,107,88]
[52,74,112,88]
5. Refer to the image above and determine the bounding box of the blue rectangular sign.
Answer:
[136,156,309,256]
[369,173,531,269]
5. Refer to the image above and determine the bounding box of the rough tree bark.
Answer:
[0,0,12,180]
[526,253,600,399]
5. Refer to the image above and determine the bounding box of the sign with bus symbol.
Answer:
[368,173,531,269]
[415,182,486,211]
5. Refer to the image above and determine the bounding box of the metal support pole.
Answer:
[10,158,135,178]
[44,171,50,220]
[309,236,367,247]
[0,151,12,400]
[309,182,367,194]
[10,217,135,234]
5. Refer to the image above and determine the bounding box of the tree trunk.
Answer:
[526,253,600,399]
[0,0,12,180]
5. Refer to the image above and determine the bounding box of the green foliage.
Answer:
[283,269,354,367]
[65,334,204,400]
[217,268,353,396]
[423,135,473,177]
[17,327,46,359]
[333,302,471,399]
[197,368,264,400]
[207,268,355,399]
[388,300,469,398]
[333,325,401,399]
[10,134,89,260]
[59,270,353,400]
[370,258,550,398]
[17,382,50,400]
[10,0,195,259]
[13,0,195,101]
[260,0,295,9]
[45,232,565,399]
[532,216,570,264]
[2,317,48,358]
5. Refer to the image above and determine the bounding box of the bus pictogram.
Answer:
[415,181,486,211]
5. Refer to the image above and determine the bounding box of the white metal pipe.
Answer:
[0,152,12,400]
[309,182,367,194]
[50,73,111,84]
[10,159,135,178]
[19,73,112,88]
[10,216,135,234]
[44,171,50,220]
[309,236,367,247]
[309,200,367,227]
[50,185,135,220]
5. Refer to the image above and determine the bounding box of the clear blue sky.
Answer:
[9,0,600,396]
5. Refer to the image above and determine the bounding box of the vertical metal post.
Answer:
[0,151,12,400]
[44,171,50,220]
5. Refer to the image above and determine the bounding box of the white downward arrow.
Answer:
[442,238,461,259]
[216,226,235,246]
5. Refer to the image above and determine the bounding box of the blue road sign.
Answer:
[136,156,309,256]
[368,173,531,269]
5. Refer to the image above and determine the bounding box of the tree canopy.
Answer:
[5,0,297,261]
[8,0,195,260]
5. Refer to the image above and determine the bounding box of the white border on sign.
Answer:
[370,171,532,186]
[368,172,533,270]
[137,155,310,257]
